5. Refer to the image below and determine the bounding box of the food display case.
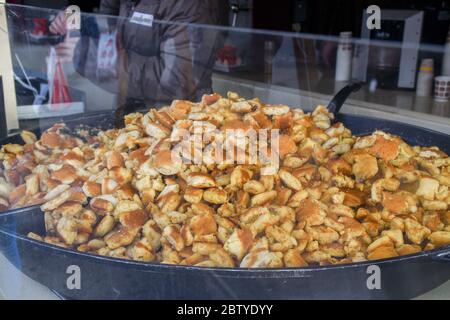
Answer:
[0,3,449,300]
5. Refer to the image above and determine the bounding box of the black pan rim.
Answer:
[338,114,450,133]
[15,109,450,138]
[1,112,449,276]
[12,110,450,153]
[1,205,449,277]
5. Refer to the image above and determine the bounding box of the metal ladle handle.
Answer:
[327,81,362,116]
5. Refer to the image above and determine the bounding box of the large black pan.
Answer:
[0,87,449,299]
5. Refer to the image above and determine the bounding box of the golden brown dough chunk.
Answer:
[224,228,253,260]
[352,154,378,181]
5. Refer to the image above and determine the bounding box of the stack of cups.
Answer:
[438,27,450,103]
[416,59,434,97]
[351,44,361,79]
[434,76,450,101]
[335,31,353,81]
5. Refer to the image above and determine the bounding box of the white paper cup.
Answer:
[434,76,450,101]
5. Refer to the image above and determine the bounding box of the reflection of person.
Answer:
[50,0,228,112]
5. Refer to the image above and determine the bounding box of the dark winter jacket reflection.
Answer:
[74,0,227,107]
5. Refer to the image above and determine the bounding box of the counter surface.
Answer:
[214,69,450,119]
